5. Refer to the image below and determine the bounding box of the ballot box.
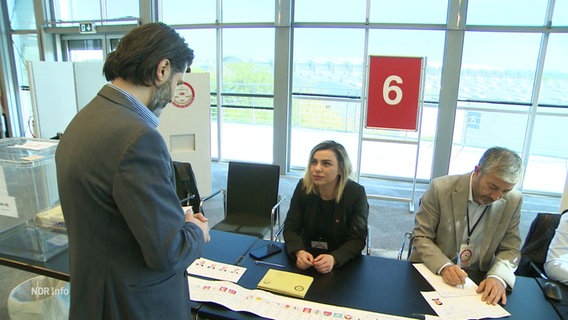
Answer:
[0,138,67,262]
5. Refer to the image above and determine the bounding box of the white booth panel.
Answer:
[73,61,107,110]
[158,73,212,195]
[28,61,77,138]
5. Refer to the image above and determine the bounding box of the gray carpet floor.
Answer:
[0,161,561,319]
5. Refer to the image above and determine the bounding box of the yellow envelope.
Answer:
[257,269,314,298]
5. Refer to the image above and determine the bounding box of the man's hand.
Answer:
[313,254,335,274]
[185,210,211,242]
[440,264,468,286]
[295,250,314,270]
[477,277,507,305]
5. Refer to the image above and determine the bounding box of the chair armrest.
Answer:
[530,260,548,279]
[274,223,285,241]
[199,189,224,213]
[366,226,372,255]
[179,194,196,206]
[270,195,287,241]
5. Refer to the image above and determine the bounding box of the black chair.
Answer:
[173,161,201,214]
[203,161,286,239]
[516,211,564,278]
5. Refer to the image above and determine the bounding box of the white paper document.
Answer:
[12,140,57,151]
[189,276,417,320]
[413,263,510,320]
[421,291,510,320]
[186,257,246,283]
[413,263,478,297]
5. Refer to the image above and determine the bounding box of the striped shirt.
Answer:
[107,83,159,128]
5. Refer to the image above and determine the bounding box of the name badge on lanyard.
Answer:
[459,243,474,268]
[311,241,328,250]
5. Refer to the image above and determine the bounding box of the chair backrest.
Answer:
[516,212,563,277]
[173,161,201,213]
[226,161,280,220]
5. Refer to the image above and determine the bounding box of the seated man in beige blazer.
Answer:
[410,147,523,306]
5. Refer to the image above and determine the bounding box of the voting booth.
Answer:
[14,63,213,262]
[158,73,212,195]
[27,62,212,195]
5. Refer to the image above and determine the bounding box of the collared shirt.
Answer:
[545,213,568,285]
[465,172,506,287]
[464,172,490,269]
[107,83,159,128]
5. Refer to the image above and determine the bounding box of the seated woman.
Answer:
[283,140,369,273]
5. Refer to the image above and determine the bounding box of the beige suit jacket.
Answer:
[409,173,522,288]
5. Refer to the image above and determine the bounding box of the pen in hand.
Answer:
[456,251,464,289]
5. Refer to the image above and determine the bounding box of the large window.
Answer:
[220,28,275,162]
[2,0,567,199]
[466,0,549,26]
[291,28,365,168]
[11,34,39,137]
[52,0,138,22]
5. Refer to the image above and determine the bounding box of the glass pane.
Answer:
[104,0,139,20]
[293,28,365,96]
[370,0,447,24]
[524,113,568,193]
[162,0,215,25]
[362,103,437,180]
[177,29,217,92]
[223,0,274,23]
[12,34,40,137]
[222,28,274,94]
[361,141,419,180]
[368,29,445,102]
[220,28,275,162]
[109,38,120,52]
[449,109,528,175]
[67,39,104,61]
[220,107,274,163]
[294,0,366,22]
[459,32,541,104]
[552,0,568,26]
[53,0,100,21]
[7,0,35,30]
[467,0,549,26]
[290,98,360,168]
[539,34,568,106]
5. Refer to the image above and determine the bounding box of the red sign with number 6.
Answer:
[366,56,424,131]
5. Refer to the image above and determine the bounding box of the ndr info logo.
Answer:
[31,286,69,296]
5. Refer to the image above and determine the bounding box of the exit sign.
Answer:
[79,22,96,34]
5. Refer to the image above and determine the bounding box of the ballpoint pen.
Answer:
[456,251,464,289]
[255,260,285,268]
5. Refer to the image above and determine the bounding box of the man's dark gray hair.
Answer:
[103,22,194,87]
[478,147,523,184]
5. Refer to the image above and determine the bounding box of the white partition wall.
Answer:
[28,61,78,138]
[73,61,107,110]
[158,73,212,195]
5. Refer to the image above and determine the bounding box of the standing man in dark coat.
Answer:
[56,22,210,319]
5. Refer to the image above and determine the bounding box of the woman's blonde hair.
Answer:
[302,140,353,203]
